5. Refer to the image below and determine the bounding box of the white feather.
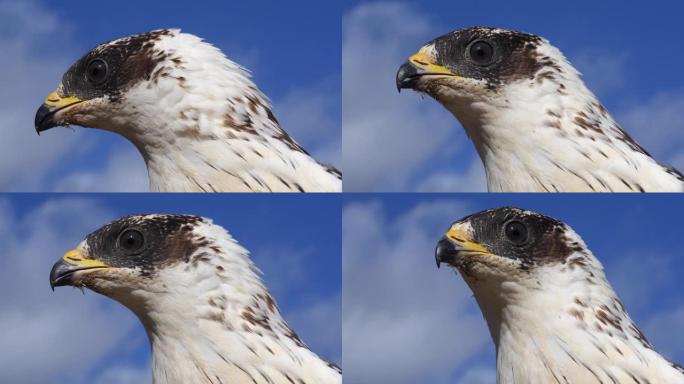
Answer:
[76,30,341,192]
[93,217,341,384]
[459,223,684,383]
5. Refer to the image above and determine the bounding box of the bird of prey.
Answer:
[397,27,684,192]
[49,214,342,383]
[35,29,341,192]
[435,206,684,383]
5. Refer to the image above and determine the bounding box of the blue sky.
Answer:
[343,194,684,383]
[343,0,684,191]
[0,0,341,191]
[0,194,341,383]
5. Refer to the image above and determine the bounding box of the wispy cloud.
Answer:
[571,44,684,171]
[255,245,342,363]
[342,2,477,191]
[570,51,628,99]
[416,159,486,192]
[52,145,148,192]
[274,77,341,167]
[617,92,684,169]
[606,252,684,362]
[645,306,684,361]
[0,0,83,191]
[343,199,490,383]
[0,197,138,383]
[92,362,152,384]
[457,365,497,384]
[286,292,342,363]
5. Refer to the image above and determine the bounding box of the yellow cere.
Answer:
[62,248,110,268]
[408,51,455,76]
[446,228,490,254]
[43,91,83,108]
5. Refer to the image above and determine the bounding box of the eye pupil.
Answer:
[119,229,144,252]
[86,59,108,84]
[504,221,527,244]
[469,41,494,65]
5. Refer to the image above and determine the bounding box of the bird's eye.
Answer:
[85,58,109,85]
[504,221,528,244]
[118,229,145,253]
[468,41,494,65]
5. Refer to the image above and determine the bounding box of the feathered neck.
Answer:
[113,224,340,383]
[441,42,682,192]
[465,241,681,383]
[101,31,341,192]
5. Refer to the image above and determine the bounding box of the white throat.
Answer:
[109,225,340,384]
[465,247,682,383]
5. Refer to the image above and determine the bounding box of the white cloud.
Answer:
[671,152,684,171]
[342,2,478,191]
[52,145,148,192]
[416,159,487,192]
[92,362,152,384]
[255,246,341,363]
[342,199,490,383]
[570,51,627,98]
[0,198,138,384]
[274,78,341,167]
[457,366,497,384]
[568,48,684,171]
[0,0,88,191]
[566,45,684,172]
[606,252,684,363]
[617,91,684,168]
[286,292,342,363]
[645,306,684,361]
[606,253,677,313]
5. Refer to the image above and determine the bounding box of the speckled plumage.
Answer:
[398,27,684,192]
[50,214,341,384]
[36,29,341,192]
[436,207,684,383]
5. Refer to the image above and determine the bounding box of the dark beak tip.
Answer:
[396,61,420,92]
[435,237,458,269]
[35,104,56,134]
[49,259,73,290]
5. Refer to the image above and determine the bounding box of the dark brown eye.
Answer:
[468,41,494,65]
[85,58,108,85]
[118,229,145,253]
[504,221,527,244]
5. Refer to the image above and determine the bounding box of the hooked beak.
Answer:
[35,90,84,133]
[435,226,490,268]
[49,248,111,290]
[396,50,458,92]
